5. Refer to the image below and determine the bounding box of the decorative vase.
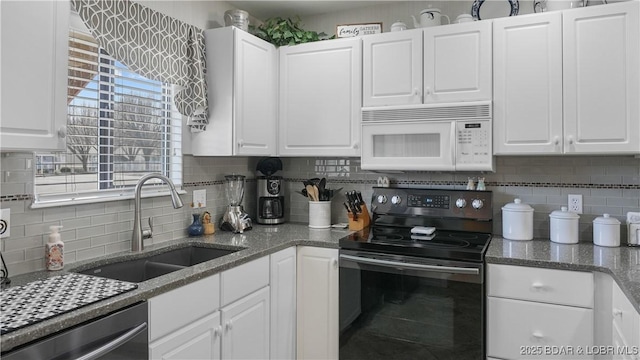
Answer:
[188,213,204,236]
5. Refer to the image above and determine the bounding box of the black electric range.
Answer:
[339,187,493,262]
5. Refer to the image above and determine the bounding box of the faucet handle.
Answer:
[142,217,153,239]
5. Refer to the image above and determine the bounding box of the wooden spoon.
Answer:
[305,185,318,201]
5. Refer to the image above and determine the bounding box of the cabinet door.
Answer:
[221,286,270,360]
[279,38,362,156]
[563,1,640,154]
[296,246,339,360]
[493,12,563,155]
[270,247,297,360]
[149,311,221,360]
[234,29,277,156]
[487,297,594,360]
[362,29,423,107]
[612,280,640,349]
[424,21,492,104]
[0,0,68,151]
[148,274,220,342]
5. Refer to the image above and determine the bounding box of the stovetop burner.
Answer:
[338,187,493,262]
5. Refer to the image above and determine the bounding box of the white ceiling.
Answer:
[225,1,401,20]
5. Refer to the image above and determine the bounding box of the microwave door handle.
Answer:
[339,254,479,275]
[75,323,148,360]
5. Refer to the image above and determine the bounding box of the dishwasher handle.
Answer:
[75,322,148,360]
[339,254,480,275]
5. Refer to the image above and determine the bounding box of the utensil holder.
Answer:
[309,201,331,228]
[348,204,371,231]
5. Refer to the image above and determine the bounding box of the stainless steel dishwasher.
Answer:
[2,301,148,360]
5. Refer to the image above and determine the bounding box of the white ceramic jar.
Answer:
[501,198,534,241]
[549,207,580,244]
[593,214,620,247]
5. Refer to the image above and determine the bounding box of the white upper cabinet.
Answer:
[362,23,491,108]
[191,27,277,156]
[423,20,492,104]
[279,38,362,156]
[493,12,564,154]
[494,2,640,155]
[362,29,423,107]
[0,0,68,151]
[563,1,640,154]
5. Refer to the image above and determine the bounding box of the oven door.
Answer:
[361,120,456,171]
[339,250,484,360]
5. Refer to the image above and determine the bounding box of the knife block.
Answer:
[348,204,371,231]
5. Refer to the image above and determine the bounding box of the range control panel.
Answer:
[372,187,492,221]
[407,194,450,209]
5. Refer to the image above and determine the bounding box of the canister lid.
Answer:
[549,206,580,219]
[593,213,621,225]
[502,198,534,212]
[421,8,441,14]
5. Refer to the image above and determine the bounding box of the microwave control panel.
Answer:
[456,120,493,171]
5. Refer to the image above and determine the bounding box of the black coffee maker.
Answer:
[256,158,285,224]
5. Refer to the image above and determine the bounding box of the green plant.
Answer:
[250,16,334,47]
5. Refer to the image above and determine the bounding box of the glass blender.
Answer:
[220,175,252,233]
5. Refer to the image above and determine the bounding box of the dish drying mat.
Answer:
[0,273,137,335]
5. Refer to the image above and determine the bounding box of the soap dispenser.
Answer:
[46,226,64,271]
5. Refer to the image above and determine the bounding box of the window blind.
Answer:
[34,10,182,206]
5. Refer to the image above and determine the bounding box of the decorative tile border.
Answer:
[3,178,638,203]
[185,178,640,189]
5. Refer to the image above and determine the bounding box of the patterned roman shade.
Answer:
[71,0,208,132]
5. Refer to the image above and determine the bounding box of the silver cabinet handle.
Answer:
[339,254,479,275]
[76,323,147,360]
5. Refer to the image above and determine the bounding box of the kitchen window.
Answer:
[32,10,182,207]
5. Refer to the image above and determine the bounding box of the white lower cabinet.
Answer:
[149,311,221,360]
[611,278,640,360]
[487,264,594,360]
[149,254,277,360]
[270,247,297,359]
[221,286,270,360]
[296,246,339,360]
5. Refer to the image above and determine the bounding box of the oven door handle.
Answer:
[339,254,480,275]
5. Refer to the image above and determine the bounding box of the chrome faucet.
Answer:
[132,173,184,252]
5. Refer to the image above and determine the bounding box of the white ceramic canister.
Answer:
[501,198,534,241]
[549,207,580,244]
[593,213,621,247]
[390,21,407,32]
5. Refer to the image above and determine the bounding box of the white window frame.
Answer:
[31,9,184,209]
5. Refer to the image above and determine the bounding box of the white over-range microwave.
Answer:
[361,101,494,171]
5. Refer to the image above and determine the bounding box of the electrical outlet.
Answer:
[568,194,583,214]
[193,189,207,208]
[0,208,10,238]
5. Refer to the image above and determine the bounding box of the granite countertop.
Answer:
[3,226,640,353]
[1,223,349,352]
[486,236,640,313]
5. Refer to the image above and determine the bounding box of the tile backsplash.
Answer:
[2,152,639,275]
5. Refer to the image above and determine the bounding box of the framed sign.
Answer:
[336,23,382,38]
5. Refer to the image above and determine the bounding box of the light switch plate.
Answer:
[193,189,206,208]
[1,208,10,238]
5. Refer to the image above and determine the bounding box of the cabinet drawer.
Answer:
[221,256,269,306]
[487,297,594,359]
[488,264,593,308]
[149,274,220,342]
[613,281,640,346]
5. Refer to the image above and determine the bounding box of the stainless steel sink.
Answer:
[76,246,239,283]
